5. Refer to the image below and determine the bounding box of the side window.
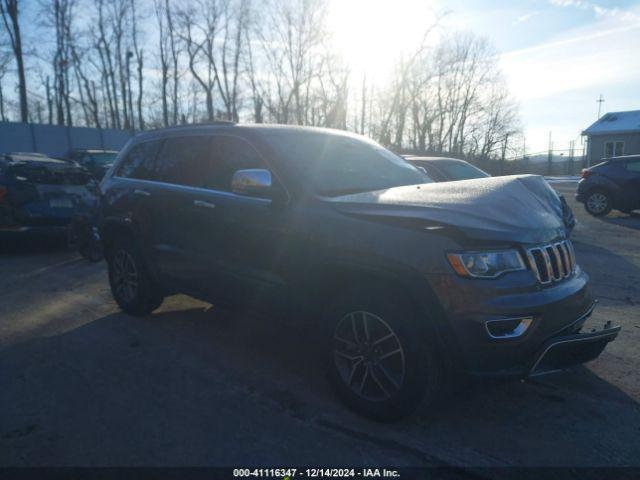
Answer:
[155,136,213,187]
[117,141,162,180]
[205,136,266,192]
[625,161,640,173]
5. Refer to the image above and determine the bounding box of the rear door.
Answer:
[149,134,218,288]
[107,139,163,260]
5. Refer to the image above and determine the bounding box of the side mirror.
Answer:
[231,169,272,198]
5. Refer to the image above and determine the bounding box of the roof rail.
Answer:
[149,120,236,132]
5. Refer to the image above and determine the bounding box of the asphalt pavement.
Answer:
[1,180,639,467]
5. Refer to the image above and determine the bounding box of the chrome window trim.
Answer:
[110,131,291,203]
[112,176,273,205]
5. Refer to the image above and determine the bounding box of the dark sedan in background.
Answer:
[577,154,640,216]
[0,153,98,236]
[404,155,491,182]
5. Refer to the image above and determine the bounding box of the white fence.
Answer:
[0,122,134,157]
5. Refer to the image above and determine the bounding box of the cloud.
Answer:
[513,11,541,25]
[548,0,640,21]
[502,23,640,58]
[501,3,640,101]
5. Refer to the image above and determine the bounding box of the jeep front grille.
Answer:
[526,240,575,284]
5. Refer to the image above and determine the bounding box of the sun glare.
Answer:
[327,0,439,81]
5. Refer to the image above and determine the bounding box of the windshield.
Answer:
[88,152,118,165]
[437,160,490,181]
[261,132,431,196]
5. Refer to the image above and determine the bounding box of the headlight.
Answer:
[446,249,526,278]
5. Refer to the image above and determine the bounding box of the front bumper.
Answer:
[426,269,619,378]
[529,316,620,377]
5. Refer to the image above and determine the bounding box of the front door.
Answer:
[148,134,222,291]
[622,160,640,210]
[189,134,290,309]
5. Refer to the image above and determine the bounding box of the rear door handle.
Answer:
[134,189,151,197]
[193,199,216,209]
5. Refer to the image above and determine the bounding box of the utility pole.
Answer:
[568,140,575,175]
[547,131,553,176]
[500,132,510,176]
[360,74,366,136]
[597,94,605,119]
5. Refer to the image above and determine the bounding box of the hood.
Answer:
[327,175,567,244]
[7,160,93,185]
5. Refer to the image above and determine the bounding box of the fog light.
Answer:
[485,317,533,339]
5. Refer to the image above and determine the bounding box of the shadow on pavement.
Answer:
[600,211,640,231]
[1,232,69,255]
[1,300,639,466]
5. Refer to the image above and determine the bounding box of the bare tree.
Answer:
[0,0,28,121]
[153,0,170,126]
[94,0,119,127]
[44,0,76,125]
[254,0,327,124]
[0,48,11,121]
[130,0,144,129]
[177,0,222,120]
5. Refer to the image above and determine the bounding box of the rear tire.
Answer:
[80,236,104,263]
[584,190,612,216]
[325,284,441,421]
[107,236,164,316]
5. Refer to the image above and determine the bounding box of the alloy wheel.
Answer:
[112,249,139,303]
[333,310,406,401]
[587,192,608,214]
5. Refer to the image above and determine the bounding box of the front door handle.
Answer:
[134,189,151,197]
[193,199,216,209]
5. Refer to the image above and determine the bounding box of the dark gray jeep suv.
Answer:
[100,123,619,420]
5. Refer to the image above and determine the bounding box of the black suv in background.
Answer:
[100,124,619,419]
[68,149,119,180]
[576,155,640,216]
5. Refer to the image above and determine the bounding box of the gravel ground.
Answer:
[1,181,639,467]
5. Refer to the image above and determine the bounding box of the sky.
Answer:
[327,0,640,155]
[11,0,640,155]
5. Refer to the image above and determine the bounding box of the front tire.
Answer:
[326,285,440,421]
[107,237,164,316]
[584,190,612,216]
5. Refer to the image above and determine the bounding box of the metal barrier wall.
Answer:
[0,122,134,157]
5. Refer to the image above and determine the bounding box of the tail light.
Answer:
[581,169,592,179]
